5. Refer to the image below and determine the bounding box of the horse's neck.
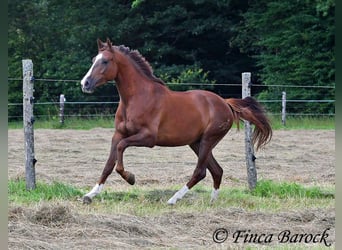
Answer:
[115,62,153,105]
[114,51,169,105]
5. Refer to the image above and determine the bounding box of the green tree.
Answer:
[9,0,252,120]
[128,0,251,83]
[233,0,335,114]
[8,0,128,118]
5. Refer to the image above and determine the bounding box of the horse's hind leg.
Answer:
[207,156,223,202]
[167,121,229,205]
[167,138,218,205]
[189,142,223,202]
[83,132,123,204]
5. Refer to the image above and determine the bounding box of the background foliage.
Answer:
[8,0,335,119]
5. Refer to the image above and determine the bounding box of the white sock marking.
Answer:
[85,183,104,199]
[210,188,220,203]
[167,185,189,205]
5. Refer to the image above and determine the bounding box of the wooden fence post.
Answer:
[60,94,65,124]
[282,91,286,126]
[242,72,257,190]
[22,59,36,190]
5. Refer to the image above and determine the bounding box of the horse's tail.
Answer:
[225,97,272,150]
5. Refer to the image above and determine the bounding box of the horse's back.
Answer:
[179,89,232,119]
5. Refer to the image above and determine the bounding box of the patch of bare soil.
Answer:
[8,129,335,249]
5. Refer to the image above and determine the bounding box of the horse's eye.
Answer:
[102,60,108,65]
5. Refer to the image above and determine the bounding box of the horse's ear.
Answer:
[106,38,114,52]
[97,38,104,50]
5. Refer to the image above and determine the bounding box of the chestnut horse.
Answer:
[81,38,272,205]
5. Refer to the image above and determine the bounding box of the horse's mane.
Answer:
[114,45,165,85]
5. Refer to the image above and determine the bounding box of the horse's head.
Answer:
[81,38,118,93]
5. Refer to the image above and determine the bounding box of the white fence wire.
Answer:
[8,78,335,120]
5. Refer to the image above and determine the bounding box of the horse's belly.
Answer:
[156,134,196,147]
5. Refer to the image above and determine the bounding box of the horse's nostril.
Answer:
[81,78,94,93]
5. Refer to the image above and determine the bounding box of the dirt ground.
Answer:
[8,128,335,249]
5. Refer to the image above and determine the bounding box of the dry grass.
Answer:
[8,201,335,249]
[8,129,335,249]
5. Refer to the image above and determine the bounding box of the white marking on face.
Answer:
[81,53,103,87]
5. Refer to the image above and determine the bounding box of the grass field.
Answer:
[9,179,334,216]
[9,178,335,249]
[8,119,335,248]
[8,117,335,216]
[8,115,335,130]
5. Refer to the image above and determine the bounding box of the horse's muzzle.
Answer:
[81,79,95,94]
[82,86,94,94]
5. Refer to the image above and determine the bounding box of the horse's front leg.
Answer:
[83,132,123,204]
[115,129,156,185]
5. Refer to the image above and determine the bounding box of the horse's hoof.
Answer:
[83,196,92,204]
[126,172,135,185]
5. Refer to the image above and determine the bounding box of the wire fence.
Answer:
[8,78,335,121]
